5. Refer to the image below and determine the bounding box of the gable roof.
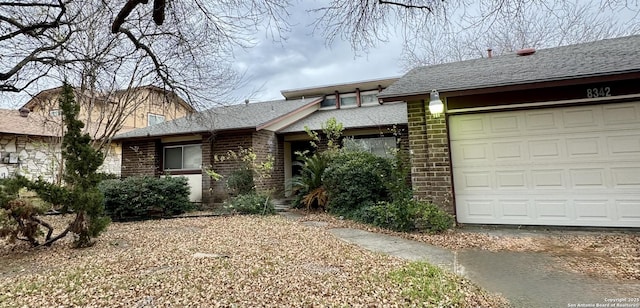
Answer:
[0,109,59,137]
[278,102,407,133]
[22,85,195,112]
[379,35,640,100]
[113,97,322,140]
[281,77,400,100]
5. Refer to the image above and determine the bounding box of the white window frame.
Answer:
[320,95,338,110]
[360,90,380,106]
[49,109,62,117]
[148,113,165,126]
[344,136,397,158]
[163,144,202,171]
[339,93,358,108]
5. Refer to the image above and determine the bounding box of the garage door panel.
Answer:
[570,168,607,189]
[491,114,521,133]
[496,171,527,189]
[451,101,640,227]
[493,141,523,160]
[603,104,639,124]
[611,167,640,188]
[499,200,530,218]
[529,139,562,159]
[566,137,601,157]
[607,134,640,155]
[617,201,640,221]
[563,108,600,128]
[574,200,610,220]
[531,169,565,189]
[525,111,558,130]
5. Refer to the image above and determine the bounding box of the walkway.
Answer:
[287,214,640,308]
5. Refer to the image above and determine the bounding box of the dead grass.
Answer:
[0,215,507,307]
[297,211,640,281]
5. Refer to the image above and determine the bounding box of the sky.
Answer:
[229,2,406,103]
[0,1,406,109]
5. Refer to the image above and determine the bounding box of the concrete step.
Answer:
[272,198,293,212]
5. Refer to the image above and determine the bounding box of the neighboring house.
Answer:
[0,85,194,181]
[113,78,408,205]
[0,108,62,182]
[379,34,640,228]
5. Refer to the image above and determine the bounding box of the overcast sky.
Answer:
[229,2,406,103]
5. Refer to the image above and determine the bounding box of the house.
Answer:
[0,108,62,182]
[379,35,640,228]
[0,85,194,182]
[113,78,408,205]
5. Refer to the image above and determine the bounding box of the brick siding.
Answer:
[121,140,160,177]
[406,100,454,213]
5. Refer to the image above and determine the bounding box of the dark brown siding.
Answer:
[121,140,160,177]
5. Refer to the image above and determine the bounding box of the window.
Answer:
[148,113,165,126]
[321,95,337,109]
[164,144,202,171]
[360,91,379,105]
[49,109,61,117]
[340,93,357,108]
[343,136,397,158]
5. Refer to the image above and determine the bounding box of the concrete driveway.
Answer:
[325,227,639,308]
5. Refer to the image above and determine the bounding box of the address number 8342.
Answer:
[586,87,611,98]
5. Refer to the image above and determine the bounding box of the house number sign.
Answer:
[586,86,611,98]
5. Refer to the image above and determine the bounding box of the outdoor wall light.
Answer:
[428,89,444,117]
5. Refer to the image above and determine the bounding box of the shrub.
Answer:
[358,199,454,233]
[99,176,193,220]
[290,153,330,210]
[323,151,394,216]
[226,168,254,195]
[225,192,275,215]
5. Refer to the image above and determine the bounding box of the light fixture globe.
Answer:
[429,89,444,117]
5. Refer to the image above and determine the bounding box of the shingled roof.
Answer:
[379,35,640,100]
[0,109,59,137]
[113,97,322,140]
[278,102,407,133]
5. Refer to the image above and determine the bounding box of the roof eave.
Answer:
[256,97,323,131]
[379,70,640,102]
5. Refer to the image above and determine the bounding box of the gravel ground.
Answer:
[297,212,640,281]
[0,215,508,307]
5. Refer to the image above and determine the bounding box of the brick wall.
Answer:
[252,130,283,196]
[406,100,454,213]
[201,137,213,205]
[121,140,160,177]
[207,132,253,203]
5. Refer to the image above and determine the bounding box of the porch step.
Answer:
[272,198,293,212]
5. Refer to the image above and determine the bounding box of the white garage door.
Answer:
[450,101,640,227]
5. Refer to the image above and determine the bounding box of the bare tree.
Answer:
[1,0,292,106]
[399,1,640,68]
[308,0,639,59]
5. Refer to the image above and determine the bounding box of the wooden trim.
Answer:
[356,88,361,107]
[447,93,640,115]
[256,97,323,131]
[162,169,202,175]
[335,91,340,109]
[379,72,640,103]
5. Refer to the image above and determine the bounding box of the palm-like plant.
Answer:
[291,153,330,211]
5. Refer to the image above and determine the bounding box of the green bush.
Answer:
[225,192,275,215]
[290,153,330,210]
[226,168,254,195]
[323,151,394,216]
[99,176,193,220]
[359,199,454,233]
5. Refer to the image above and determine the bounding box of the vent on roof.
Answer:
[516,48,536,56]
[18,107,30,117]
